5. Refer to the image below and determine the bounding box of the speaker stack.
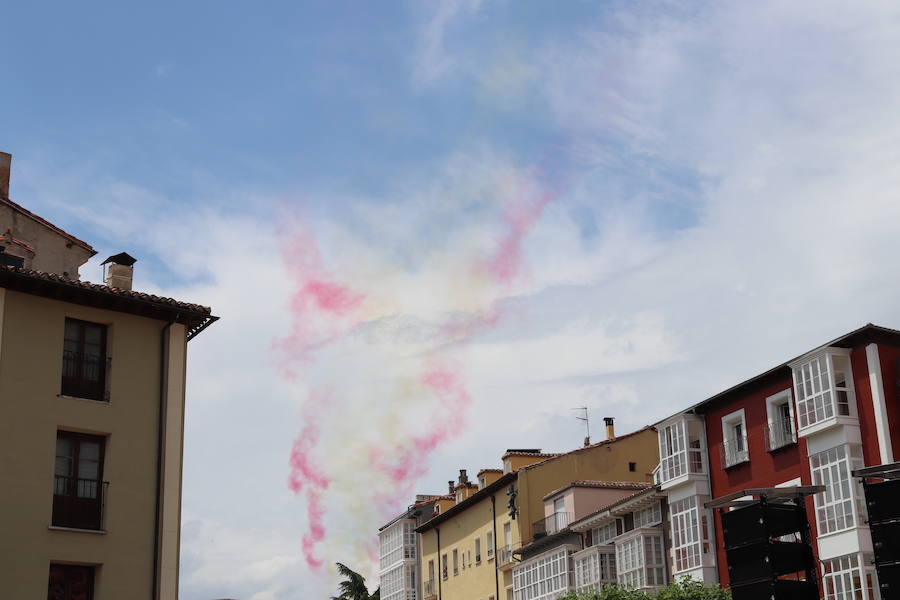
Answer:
[721,500,819,600]
[856,463,900,599]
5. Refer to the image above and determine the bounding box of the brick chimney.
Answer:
[102,252,137,291]
[0,152,11,199]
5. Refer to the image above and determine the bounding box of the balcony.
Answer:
[498,545,515,570]
[720,437,749,469]
[657,417,707,487]
[533,511,573,539]
[765,417,797,451]
[423,579,437,599]
[52,476,109,530]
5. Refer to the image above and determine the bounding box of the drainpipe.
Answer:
[491,495,500,600]
[152,320,175,600]
[436,527,442,600]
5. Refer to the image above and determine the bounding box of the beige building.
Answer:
[0,152,217,599]
[417,424,660,600]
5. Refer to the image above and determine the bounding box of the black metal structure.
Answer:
[707,486,823,600]
[853,461,900,599]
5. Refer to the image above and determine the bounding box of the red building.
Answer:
[654,324,900,600]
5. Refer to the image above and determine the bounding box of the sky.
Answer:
[4,1,900,598]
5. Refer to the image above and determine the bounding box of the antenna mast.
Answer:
[572,406,590,445]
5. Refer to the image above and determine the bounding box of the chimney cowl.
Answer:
[448,480,455,495]
[604,417,615,440]
[102,252,137,291]
[458,469,469,484]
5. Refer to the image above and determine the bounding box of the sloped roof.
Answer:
[1,197,95,255]
[542,480,651,501]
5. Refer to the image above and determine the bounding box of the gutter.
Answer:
[490,495,499,600]
[152,320,174,600]
[436,527,442,600]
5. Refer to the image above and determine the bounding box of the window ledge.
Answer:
[57,394,110,405]
[48,525,107,535]
[723,459,750,470]
[768,441,797,454]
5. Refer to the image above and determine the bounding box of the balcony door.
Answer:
[53,431,105,530]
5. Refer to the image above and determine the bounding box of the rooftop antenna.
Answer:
[572,406,590,446]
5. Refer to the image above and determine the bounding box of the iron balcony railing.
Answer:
[498,545,515,567]
[765,417,797,451]
[52,476,109,530]
[423,579,436,598]
[720,437,749,468]
[533,511,574,539]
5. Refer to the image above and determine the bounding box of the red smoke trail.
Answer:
[287,394,332,569]
[488,191,554,284]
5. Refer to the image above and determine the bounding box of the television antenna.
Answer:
[572,406,590,444]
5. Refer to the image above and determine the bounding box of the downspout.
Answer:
[491,495,500,600]
[152,319,175,600]
[436,527,442,600]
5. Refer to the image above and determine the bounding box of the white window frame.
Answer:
[573,546,616,592]
[670,496,704,573]
[512,548,572,600]
[615,530,667,590]
[633,502,662,528]
[810,444,866,536]
[721,408,749,468]
[591,519,620,546]
[486,530,494,559]
[475,537,482,564]
[765,389,796,451]
[792,350,857,434]
[822,553,879,600]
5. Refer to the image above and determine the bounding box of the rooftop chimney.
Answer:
[458,469,469,484]
[0,152,10,199]
[604,417,615,440]
[102,252,137,291]
[448,480,455,495]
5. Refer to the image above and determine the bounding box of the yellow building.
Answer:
[416,425,659,600]
[0,152,217,599]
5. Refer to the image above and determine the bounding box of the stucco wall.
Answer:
[0,203,93,277]
[0,290,176,597]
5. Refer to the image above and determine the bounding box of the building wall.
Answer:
[0,289,179,598]
[850,344,890,465]
[701,374,815,586]
[0,203,93,277]
[419,482,517,600]
[877,343,900,457]
[516,429,659,545]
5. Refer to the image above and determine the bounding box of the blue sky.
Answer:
[6,1,900,599]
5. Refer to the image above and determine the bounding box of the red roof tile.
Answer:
[1,198,95,254]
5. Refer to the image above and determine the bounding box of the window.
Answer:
[48,564,94,600]
[486,530,494,558]
[615,533,666,590]
[574,547,616,591]
[381,563,417,600]
[822,554,877,600]
[591,520,620,546]
[452,549,459,576]
[670,496,705,573]
[721,409,749,468]
[657,418,705,484]
[479,475,486,488]
[62,318,108,401]
[810,445,866,535]
[475,537,482,563]
[793,352,855,430]
[379,520,416,570]
[442,554,448,580]
[503,460,512,474]
[766,390,796,450]
[629,462,637,472]
[512,549,571,600]
[53,431,106,530]
[633,502,662,528]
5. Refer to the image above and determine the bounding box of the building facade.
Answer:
[655,324,900,599]
[0,153,216,599]
[513,481,651,600]
[416,425,659,600]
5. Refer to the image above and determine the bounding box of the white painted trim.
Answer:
[866,343,893,464]
[721,408,749,467]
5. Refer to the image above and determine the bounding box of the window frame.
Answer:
[721,408,749,468]
[810,444,866,536]
[48,564,95,600]
[53,430,107,531]
[61,318,109,402]
[765,389,797,451]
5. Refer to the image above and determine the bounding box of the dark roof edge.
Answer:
[416,472,518,533]
[653,323,900,423]
[0,265,217,340]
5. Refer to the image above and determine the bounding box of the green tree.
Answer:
[330,563,380,600]
[558,578,730,600]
